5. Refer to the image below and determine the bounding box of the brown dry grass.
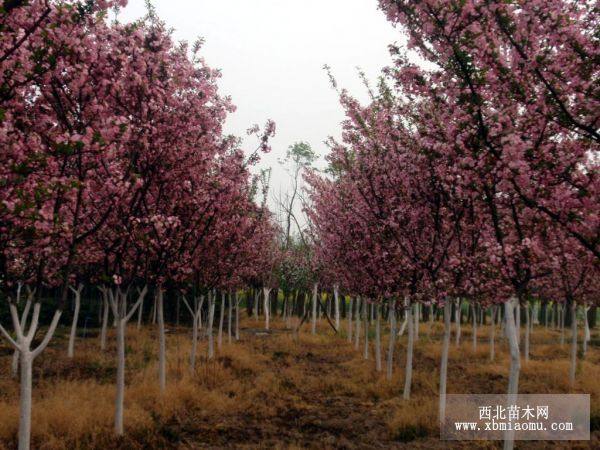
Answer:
[0,314,598,449]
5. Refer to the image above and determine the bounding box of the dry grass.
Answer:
[0,314,598,449]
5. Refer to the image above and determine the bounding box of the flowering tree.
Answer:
[0,2,132,448]
[379,0,599,262]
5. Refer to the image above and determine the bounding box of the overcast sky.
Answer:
[119,0,399,223]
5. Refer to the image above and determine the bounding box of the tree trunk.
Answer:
[208,291,216,359]
[455,298,461,346]
[191,311,199,372]
[333,284,340,331]
[347,296,354,343]
[228,291,233,344]
[106,286,146,437]
[403,300,414,400]
[569,300,577,387]
[398,312,408,337]
[375,305,382,371]
[516,303,521,346]
[490,305,496,361]
[235,292,240,341]
[263,287,272,330]
[67,283,83,358]
[439,301,451,426]
[387,300,397,381]
[182,295,203,373]
[524,303,530,362]
[583,304,590,356]
[363,300,369,360]
[560,303,566,346]
[137,292,144,330]
[114,318,126,435]
[414,302,419,342]
[503,298,520,450]
[471,302,477,352]
[18,351,33,450]
[354,296,361,350]
[253,289,259,321]
[311,283,318,335]
[0,299,62,450]
[151,294,157,325]
[218,291,225,348]
[157,289,166,392]
[11,289,33,378]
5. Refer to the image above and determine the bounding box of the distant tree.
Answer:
[277,142,317,248]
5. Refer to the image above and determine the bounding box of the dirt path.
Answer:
[176,330,401,449]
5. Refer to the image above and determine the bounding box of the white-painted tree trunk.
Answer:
[515,302,521,346]
[503,298,520,450]
[182,295,204,373]
[208,290,216,359]
[439,301,451,426]
[108,285,147,436]
[363,300,369,360]
[218,291,225,348]
[67,283,83,358]
[490,305,496,362]
[354,296,361,350]
[156,288,166,392]
[151,294,157,325]
[403,299,414,400]
[284,292,292,329]
[263,287,272,331]
[455,298,462,346]
[471,302,477,352]
[333,284,340,331]
[560,303,566,346]
[137,290,144,330]
[414,303,419,342]
[18,350,33,450]
[114,317,126,436]
[532,301,539,325]
[311,283,318,335]
[524,303,530,362]
[11,286,33,379]
[569,300,577,387]
[235,292,240,340]
[398,312,408,337]
[347,297,354,343]
[228,291,233,344]
[1,300,62,450]
[375,305,382,371]
[500,306,506,339]
[583,305,590,356]
[387,300,397,380]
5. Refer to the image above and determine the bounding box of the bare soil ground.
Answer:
[0,315,599,449]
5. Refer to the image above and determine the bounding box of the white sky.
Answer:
[119,0,399,225]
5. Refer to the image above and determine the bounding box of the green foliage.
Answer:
[280,141,317,168]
